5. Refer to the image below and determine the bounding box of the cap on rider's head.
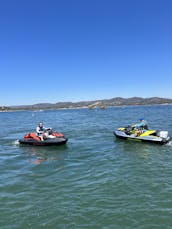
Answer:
[39,122,43,127]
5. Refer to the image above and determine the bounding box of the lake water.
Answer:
[1,105,172,229]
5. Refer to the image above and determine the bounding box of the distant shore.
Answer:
[1,97,172,112]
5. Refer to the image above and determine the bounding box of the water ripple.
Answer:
[1,107,172,228]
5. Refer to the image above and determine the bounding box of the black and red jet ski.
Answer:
[19,131,68,146]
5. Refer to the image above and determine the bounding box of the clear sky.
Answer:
[0,0,172,106]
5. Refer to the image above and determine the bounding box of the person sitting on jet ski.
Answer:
[36,122,50,141]
[132,118,149,136]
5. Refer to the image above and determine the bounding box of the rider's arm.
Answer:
[36,126,39,133]
[135,121,147,128]
[36,126,44,134]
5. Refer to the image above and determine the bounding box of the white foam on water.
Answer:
[13,140,20,145]
[166,140,172,146]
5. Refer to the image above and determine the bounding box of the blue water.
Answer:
[1,105,172,229]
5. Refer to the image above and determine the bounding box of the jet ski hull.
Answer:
[19,137,68,146]
[114,130,170,145]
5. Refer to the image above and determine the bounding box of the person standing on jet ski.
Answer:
[133,118,149,136]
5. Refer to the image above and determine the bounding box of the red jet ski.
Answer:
[19,130,68,146]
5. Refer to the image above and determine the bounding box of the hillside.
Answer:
[1,97,172,111]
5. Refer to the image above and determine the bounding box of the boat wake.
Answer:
[13,140,20,145]
[166,140,172,146]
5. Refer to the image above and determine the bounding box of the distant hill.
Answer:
[2,97,172,111]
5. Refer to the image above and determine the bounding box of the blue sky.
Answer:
[0,0,172,106]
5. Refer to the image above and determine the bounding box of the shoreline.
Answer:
[1,103,172,113]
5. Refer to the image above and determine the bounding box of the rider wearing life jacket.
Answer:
[36,122,47,140]
[134,118,148,130]
[133,118,149,136]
